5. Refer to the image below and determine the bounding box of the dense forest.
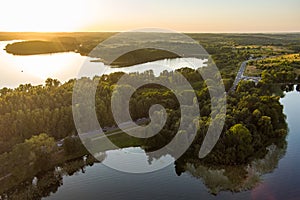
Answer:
[0,66,294,163]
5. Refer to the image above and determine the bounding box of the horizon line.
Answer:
[1,30,300,34]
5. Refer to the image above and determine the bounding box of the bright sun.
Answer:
[1,0,91,32]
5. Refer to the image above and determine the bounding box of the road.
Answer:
[79,118,150,141]
[229,58,262,92]
[91,125,141,141]
[230,61,248,92]
[0,173,11,181]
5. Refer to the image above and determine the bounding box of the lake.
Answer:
[0,41,206,88]
[0,40,300,199]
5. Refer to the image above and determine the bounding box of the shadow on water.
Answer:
[175,143,287,195]
[0,155,102,199]
[0,141,287,199]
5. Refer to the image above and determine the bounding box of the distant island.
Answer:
[5,40,76,55]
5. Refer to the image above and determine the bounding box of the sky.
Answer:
[1,0,299,32]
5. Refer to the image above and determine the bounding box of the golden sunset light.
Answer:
[1,0,300,199]
[1,0,299,32]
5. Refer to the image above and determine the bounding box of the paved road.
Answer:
[91,126,141,141]
[230,60,248,91]
[230,61,248,92]
[79,118,150,141]
[229,57,262,92]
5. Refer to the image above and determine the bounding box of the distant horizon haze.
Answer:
[0,0,299,33]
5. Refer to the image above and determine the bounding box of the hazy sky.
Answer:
[1,0,299,32]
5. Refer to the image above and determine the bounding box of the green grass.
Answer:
[89,132,143,153]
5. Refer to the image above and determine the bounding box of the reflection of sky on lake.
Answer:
[0,41,206,88]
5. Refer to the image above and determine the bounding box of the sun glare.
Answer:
[1,0,89,32]
[0,0,299,32]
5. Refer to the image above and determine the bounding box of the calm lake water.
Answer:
[0,41,206,88]
[1,40,300,199]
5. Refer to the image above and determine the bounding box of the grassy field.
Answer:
[244,53,300,76]
[87,131,143,153]
[244,65,262,76]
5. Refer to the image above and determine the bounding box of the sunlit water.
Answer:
[0,41,206,88]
